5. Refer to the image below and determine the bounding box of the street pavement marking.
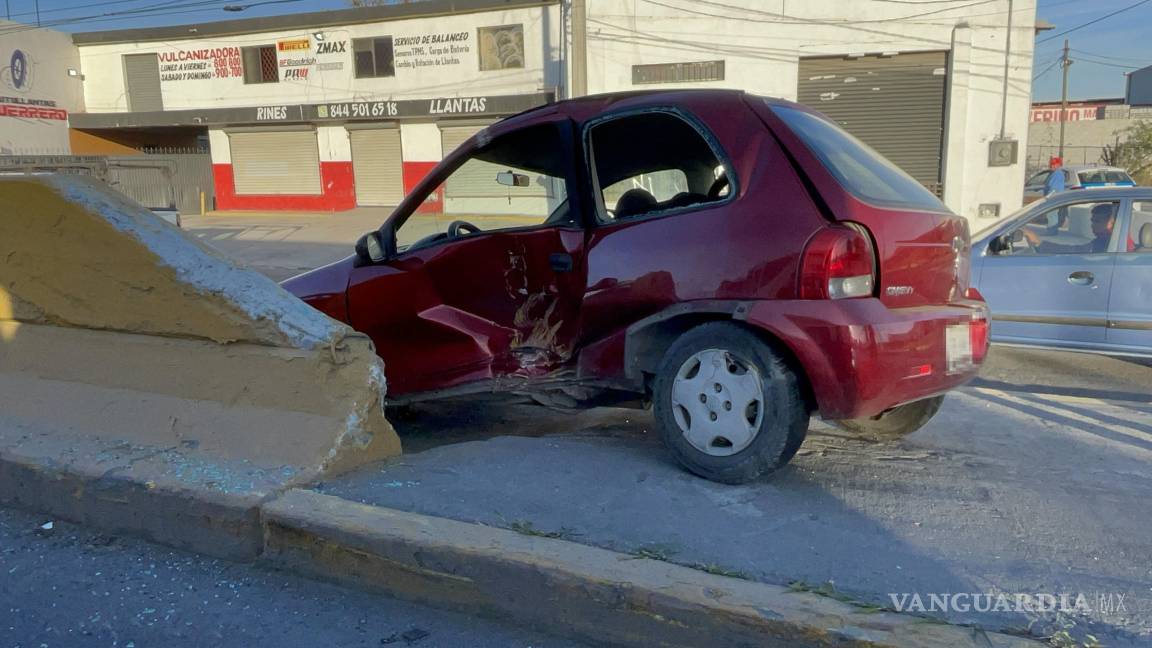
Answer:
[971,387,1152,446]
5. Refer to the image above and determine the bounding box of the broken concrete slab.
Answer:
[261,489,1039,648]
[0,175,401,555]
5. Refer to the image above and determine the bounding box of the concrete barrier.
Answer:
[0,176,400,557]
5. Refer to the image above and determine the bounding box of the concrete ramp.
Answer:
[0,176,400,556]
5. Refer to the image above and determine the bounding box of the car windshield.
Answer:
[772,104,948,212]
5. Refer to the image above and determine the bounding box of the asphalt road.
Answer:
[0,507,586,648]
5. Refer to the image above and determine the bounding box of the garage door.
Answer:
[798,52,948,195]
[349,128,404,207]
[440,124,489,160]
[228,130,321,195]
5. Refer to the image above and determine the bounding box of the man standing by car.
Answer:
[1045,158,1066,196]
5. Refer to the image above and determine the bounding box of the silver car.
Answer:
[971,187,1152,357]
[1023,165,1136,203]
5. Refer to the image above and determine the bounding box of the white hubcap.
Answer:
[670,349,765,456]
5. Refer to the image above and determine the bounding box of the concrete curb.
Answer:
[0,427,279,561]
[261,489,1041,648]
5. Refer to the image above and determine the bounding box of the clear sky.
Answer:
[4,0,1149,103]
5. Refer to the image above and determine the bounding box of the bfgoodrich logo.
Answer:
[1,49,34,93]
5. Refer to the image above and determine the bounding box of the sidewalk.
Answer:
[310,387,1152,647]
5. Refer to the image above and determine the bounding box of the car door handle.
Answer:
[549,253,573,272]
[1067,271,1094,286]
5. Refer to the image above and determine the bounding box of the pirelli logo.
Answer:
[277,39,310,52]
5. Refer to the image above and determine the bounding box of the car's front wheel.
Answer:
[834,395,945,442]
[652,323,809,484]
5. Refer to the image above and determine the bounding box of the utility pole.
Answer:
[570,0,587,97]
[998,0,1013,140]
[1058,38,1072,161]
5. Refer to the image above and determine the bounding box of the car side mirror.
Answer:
[1009,230,1025,243]
[496,170,530,187]
[354,230,391,266]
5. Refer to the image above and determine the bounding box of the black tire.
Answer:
[652,322,809,484]
[834,395,945,442]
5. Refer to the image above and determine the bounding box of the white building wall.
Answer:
[0,21,84,154]
[401,122,443,163]
[79,6,562,114]
[582,0,1037,225]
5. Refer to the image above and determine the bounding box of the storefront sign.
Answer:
[159,47,243,81]
[1030,104,1104,122]
[0,49,67,121]
[69,91,555,128]
[277,39,311,52]
[394,31,471,70]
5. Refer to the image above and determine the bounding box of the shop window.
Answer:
[353,37,396,79]
[478,25,524,71]
[242,45,278,84]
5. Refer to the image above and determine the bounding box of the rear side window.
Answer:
[1078,170,1104,184]
[1106,170,1133,184]
[773,104,947,212]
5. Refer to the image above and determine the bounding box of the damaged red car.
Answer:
[283,90,989,484]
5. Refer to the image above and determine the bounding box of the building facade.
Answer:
[1029,98,1152,180]
[3,0,1037,224]
[0,21,85,155]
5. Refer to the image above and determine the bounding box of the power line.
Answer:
[1038,0,1152,44]
[1071,48,1149,64]
[5,0,190,20]
[0,0,238,35]
[1076,57,1142,70]
[1033,56,1063,81]
[638,0,998,26]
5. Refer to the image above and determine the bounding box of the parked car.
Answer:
[971,187,1152,358]
[283,90,989,483]
[1023,165,1136,203]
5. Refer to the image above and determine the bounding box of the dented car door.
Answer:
[345,119,587,396]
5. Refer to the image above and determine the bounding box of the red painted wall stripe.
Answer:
[403,160,440,214]
[213,162,356,211]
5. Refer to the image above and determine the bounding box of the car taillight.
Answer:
[964,288,990,364]
[970,314,989,363]
[799,226,876,300]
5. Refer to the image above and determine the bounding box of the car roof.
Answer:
[494,88,757,132]
[1064,165,1129,173]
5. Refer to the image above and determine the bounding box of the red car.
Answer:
[283,90,988,483]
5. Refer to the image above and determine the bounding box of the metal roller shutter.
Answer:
[349,128,404,207]
[440,124,487,160]
[798,52,948,195]
[440,123,525,205]
[123,54,164,112]
[228,130,322,195]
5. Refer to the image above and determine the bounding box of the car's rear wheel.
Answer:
[652,323,809,484]
[834,395,945,442]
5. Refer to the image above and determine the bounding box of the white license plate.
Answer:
[946,324,972,374]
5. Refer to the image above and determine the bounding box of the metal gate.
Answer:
[798,53,948,195]
[107,150,214,214]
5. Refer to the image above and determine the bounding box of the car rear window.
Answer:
[1106,170,1133,184]
[772,104,948,212]
[1078,170,1105,184]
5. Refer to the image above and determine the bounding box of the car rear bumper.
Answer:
[742,297,988,420]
